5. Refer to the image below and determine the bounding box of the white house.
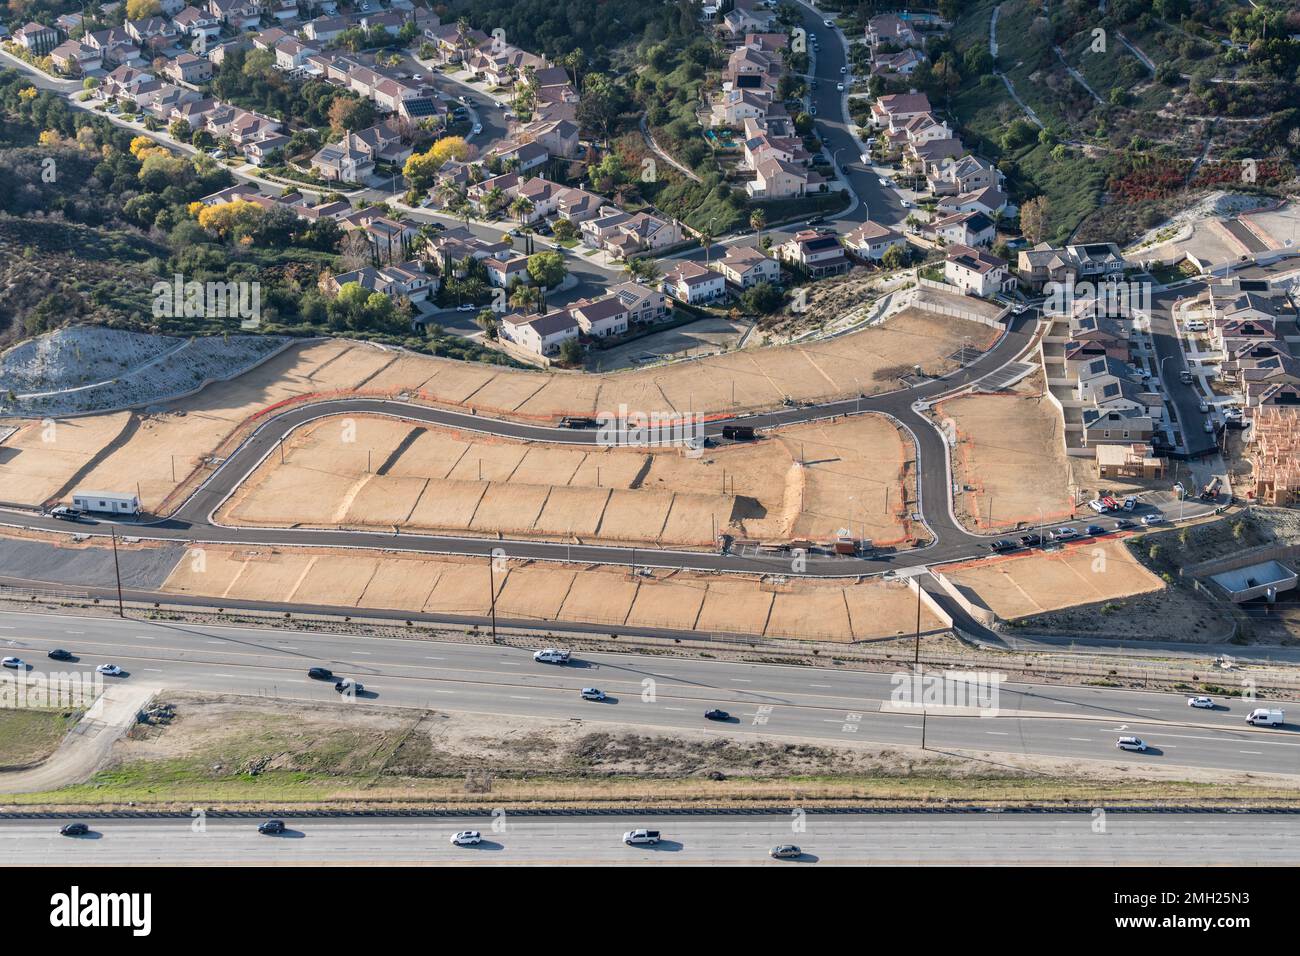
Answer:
[943,244,1015,297]
[661,261,727,304]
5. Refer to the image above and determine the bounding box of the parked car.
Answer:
[1114,519,1136,530]
[823,18,834,26]
[1051,527,1079,541]
[472,123,482,135]
[307,667,334,680]
[989,539,1017,553]
[770,844,803,859]
[96,664,123,677]
[1085,525,1104,537]
[257,819,286,835]
[704,709,730,721]
[1187,696,1215,709]
[450,830,482,845]
[1141,513,1164,526]
[835,82,844,92]
[1116,736,1148,752]
[580,687,606,701]
[456,303,476,311]
[60,823,90,837]
[1019,533,1042,547]
[1123,495,1138,511]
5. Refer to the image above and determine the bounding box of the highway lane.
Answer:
[3,814,1297,864]
[1,610,1295,776]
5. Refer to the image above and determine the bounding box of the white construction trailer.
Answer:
[71,491,141,516]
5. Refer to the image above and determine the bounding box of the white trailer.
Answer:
[71,491,141,516]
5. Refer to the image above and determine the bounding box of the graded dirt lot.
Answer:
[3,308,993,516]
[161,544,942,642]
[936,376,1075,532]
[0,413,131,507]
[936,537,1164,621]
[216,413,918,548]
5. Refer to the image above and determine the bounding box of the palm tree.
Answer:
[699,228,715,265]
[509,195,535,223]
[483,185,505,218]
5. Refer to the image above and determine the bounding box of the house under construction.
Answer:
[1249,406,1300,505]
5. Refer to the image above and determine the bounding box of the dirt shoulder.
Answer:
[7,694,1298,811]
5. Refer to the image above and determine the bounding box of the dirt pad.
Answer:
[216,413,917,548]
[161,544,942,642]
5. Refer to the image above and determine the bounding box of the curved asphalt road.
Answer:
[8,312,1040,577]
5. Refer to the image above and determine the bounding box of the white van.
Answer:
[1246,708,1285,727]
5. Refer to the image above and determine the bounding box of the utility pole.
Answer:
[487,555,497,644]
[110,527,124,619]
[913,582,922,668]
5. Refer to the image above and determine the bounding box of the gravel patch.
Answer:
[0,326,290,417]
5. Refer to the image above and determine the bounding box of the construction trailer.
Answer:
[1249,406,1300,505]
[71,490,141,516]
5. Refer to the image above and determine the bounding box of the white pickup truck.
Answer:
[532,648,570,664]
[623,829,661,845]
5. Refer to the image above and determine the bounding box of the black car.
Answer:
[47,649,73,661]
[59,823,89,837]
[559,417,597,429]
[1019,534,1042,547]
[1085,525,1104,536]
[257,819,286,835]
[989,539,1016,553]
[704,709,730,721]
[1114,519,1136,530]
[307,667,333,680]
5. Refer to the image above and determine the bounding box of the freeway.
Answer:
[2,814,1298,864]
[0,609,1295,776]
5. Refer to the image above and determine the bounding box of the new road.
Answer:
[0,610,1295,776]
[9,312,1049,578]
[3,814,1298,865]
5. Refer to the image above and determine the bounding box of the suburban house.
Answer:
[173,5,223,46]
[13,21,60,55]
[500,310,580,357]
[747,155,823,199]
[943,244,1015,297]
[866,13,920,48]
[165,52,213,83]
[871,47,924,76]
[483,255,530,289]
[775,230,850,278]
[582,210,682,258]
[572,296,630,338]
[609,281,668,324]
[921,210,996,247]
[935,186,1008,218]
[125,16,180,49]
[844,221,906,262]
[326,260,438,303]
[717,246,781,288]
[1017,242,1126,290]
[303,15,349,43]
[661,261,727,305]
[926,153,1000,195]
[516,118,580,159]
[207,0,262,30]
[870,91,931,129]
[50,41,103,75]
